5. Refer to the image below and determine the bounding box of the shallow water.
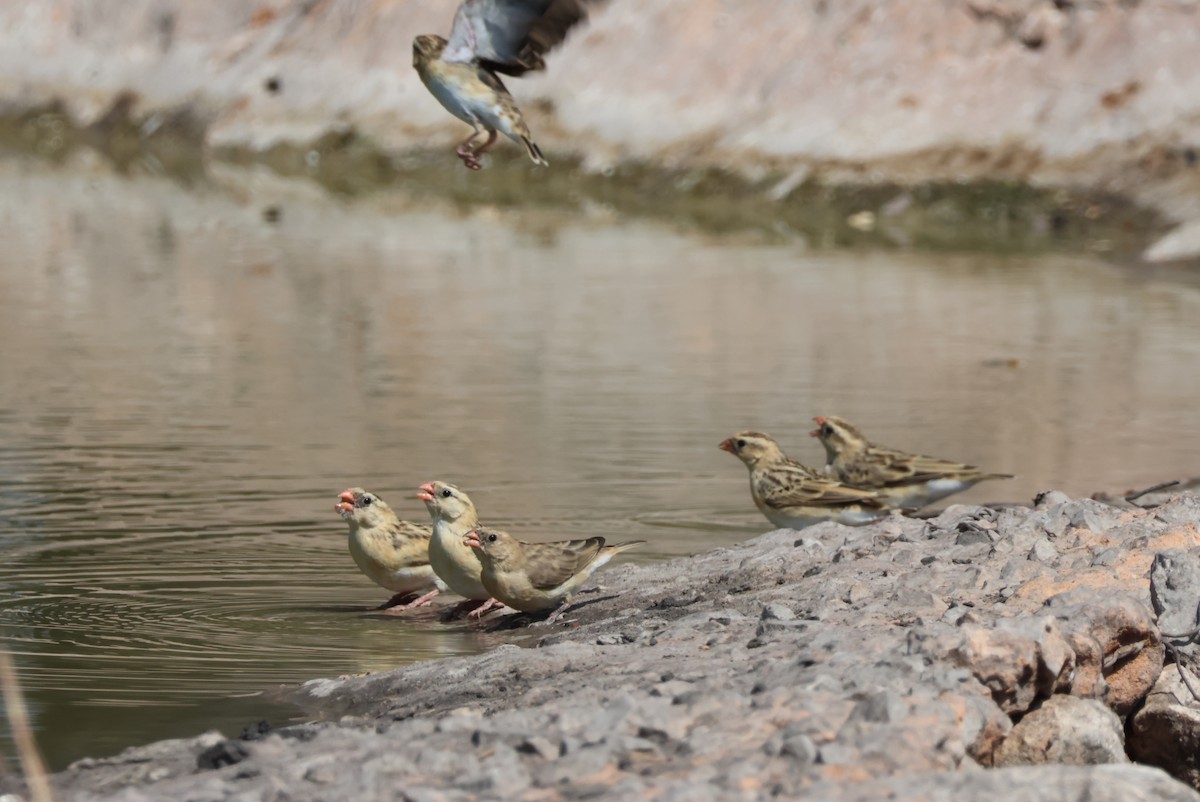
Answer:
[0,154,1198,770]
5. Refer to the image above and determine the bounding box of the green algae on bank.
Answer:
[0,106,1166,256]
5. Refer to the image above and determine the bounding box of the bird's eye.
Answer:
[822,425,834,437]
[487,533,498,543]
[440,488,453,498]
[360,496,373,507]
[736,439,746,448]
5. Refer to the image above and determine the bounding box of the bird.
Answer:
[416,481,504,617]
[335,488,444,610]
[718,431,890,529]
[411,0,603,170]
[810,415,1014,509]
[463,526,643,622]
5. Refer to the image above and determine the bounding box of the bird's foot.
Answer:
[457,153,483,170]
[463,595,501,619]
[469,130,498,163]
[544,600,573,625]
[378,592,418,610]
[455,142,484,171]
[378,588,440,613]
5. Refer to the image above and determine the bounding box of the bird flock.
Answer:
[382,2,1014,623]
[336,416,1011,624]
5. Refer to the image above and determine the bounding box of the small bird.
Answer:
[810,415,1014,509]
[335,488,443,610]
[411,0,603,170]
[464,526,643,622]
[719,431,890,529]
[416,481,504,617]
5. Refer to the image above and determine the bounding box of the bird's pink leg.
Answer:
[379,588,441,613]
[378,592,418,610]
[400,588,441,608]
[463,597,505,619]
[545,599,573,625]
[456,129,486,171]
[470,129,499,160]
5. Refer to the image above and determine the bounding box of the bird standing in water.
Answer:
[334,488,443,610]
[411,0,603,170]
[464,526,643,622]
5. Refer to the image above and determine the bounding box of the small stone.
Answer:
[1151,550,1200,640]
[760,603,796,621]
[847,690,907,724]
[196,740,249,771]
[1034,490,1072,508]
[956,528,992,546]
[304,764,337,784]
[779,733,817,764]
[994,695,1127,767]
[1029,538,1058,564]
[1129,663,1200,788]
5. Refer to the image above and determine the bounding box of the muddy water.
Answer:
[0,155,1197,770]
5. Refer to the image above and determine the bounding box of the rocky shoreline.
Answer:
[16,488,1200,801]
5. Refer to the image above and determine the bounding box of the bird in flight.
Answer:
[412,0,603,170]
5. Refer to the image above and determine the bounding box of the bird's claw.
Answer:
[457,153,483,170]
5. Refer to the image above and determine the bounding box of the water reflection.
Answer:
[0,155,1197,769]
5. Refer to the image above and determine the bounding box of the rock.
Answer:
[817,764,1200,801]
[950,617,1075,714]
[1045,590,1164,713]
[1130,663,1200,789]
[1151,550,1200,644]
[1030,538,1059,564]
[994,695,1127,767]
[195,740,248,770]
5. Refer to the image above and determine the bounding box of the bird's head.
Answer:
[335,487,391,528]
[463,527,517,566]
[417,480,476,524]
[718,431,785,468]
[412,34,447,67]
[809,416,867,460]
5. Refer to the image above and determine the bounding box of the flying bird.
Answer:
[464,527,643,622]
[810,415,1014,509]
[719,431,891,529]
[411,0,603,170]
[335,488,443,610]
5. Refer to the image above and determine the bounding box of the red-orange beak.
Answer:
[463,529,483,549]
[718,438,736,453]
[810,417,827,438]
[416,482,436,502]
[335,489,355,513]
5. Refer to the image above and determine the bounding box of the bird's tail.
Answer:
[521,136,549,167]
[603,540,646,557]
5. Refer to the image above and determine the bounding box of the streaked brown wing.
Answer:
[521,537,604,590]
[855,447,981,486]
[759,463,881,509]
